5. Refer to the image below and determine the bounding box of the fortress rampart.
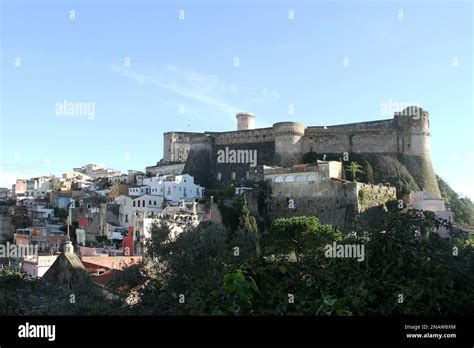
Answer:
[164,106,440,197]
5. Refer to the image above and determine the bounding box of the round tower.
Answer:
[395,106,441,198]
[395,106,431,158]
[236,112,255,131]
[273,122,305,167]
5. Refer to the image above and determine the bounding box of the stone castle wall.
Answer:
[170,107,440,196]
[245,180,396,233]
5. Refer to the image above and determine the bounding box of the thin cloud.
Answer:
[111,65,241,117]
[110,65,280,119]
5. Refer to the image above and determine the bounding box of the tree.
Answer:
[238,196,257,234]
[345,161,364,182]
[437,175,474,226]
[11,205,31,230]
[263,216,342,261]
[364,161,374,184]
[302,151,319,164]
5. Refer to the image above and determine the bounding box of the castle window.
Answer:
[307,175,316,184]
[274,176,284,183]
[231,172,236,180]
[217,172,222,181]
[296,175,305,182]
[285,176,294,183]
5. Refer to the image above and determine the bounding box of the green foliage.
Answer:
[437,175,474,226]
[263,216,342,261]
[0,269,122,315]
[8,196,472,316]
[11,205,31,229]
[238,196,258,234]
[129,208,473,316]
[223,271,261,302]
[302,151,319,164]
[53,207,68,219]
[363,161,374,184]
[358,189,366,204]
[345,161,364,182]
[218,200,241,232]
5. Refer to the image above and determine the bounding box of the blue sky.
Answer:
[1,0,473,197]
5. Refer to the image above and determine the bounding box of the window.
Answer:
[149,200,152,205]
[285,176,294,183]
[154,201,157,206]
[217,172,222,181]
[142,200,145,207]
[133,201,136,207]
[231,172,236,180]
[307,175,316,184]
[137,200,140,207]
[274,176,284,183]
[296,175,305,182]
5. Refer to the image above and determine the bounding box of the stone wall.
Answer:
[170,107,440,197]
[245,179,396,233]
[213,141,275,187]
[355,183,397,213]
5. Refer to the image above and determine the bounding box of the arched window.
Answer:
[307,175,316,184]
[296,175,305,182]
[285,176,294,183]
[274,176,284,183]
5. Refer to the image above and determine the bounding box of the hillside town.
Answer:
[0,110,463,289]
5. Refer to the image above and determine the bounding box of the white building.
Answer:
[408,191,454,238]
[131,195,164,218]
[129,185,151,196]
[22,255,58,278]
[108,174,128,185]
[143,174,204,202]
[115,195,134,227]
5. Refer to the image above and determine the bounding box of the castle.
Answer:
[157,106,440,198]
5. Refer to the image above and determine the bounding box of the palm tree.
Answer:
[345,161,364,182]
